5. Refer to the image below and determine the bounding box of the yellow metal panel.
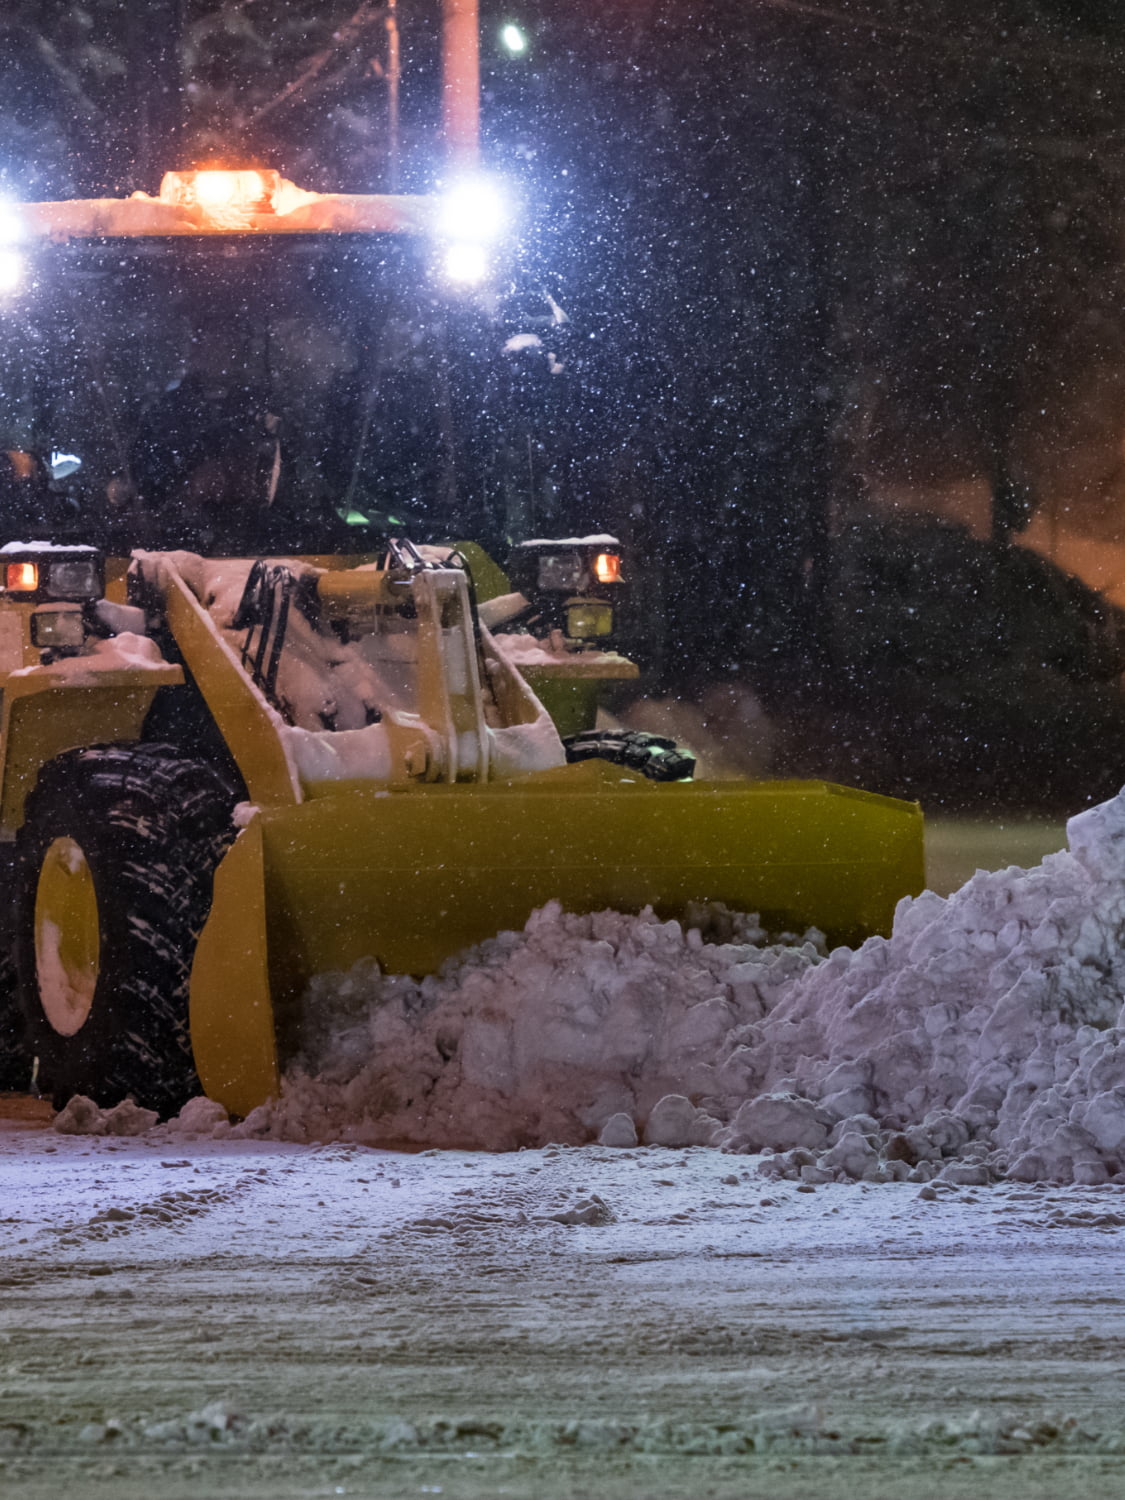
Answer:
[0,674,180,832]
[104,557,131,603]
[452,541,511,603]
[190,818,281,1116]
[257,766,923,998]
[159,564,300,807]
[523,678,603,737]
[34,835,100,1036]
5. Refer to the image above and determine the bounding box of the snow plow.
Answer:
[0,4,922,1117]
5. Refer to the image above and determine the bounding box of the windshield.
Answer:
[0,234,499,555]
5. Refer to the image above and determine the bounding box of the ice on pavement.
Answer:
[62,787,1125,1185]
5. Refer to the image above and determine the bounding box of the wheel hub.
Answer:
[34,835,100,1036]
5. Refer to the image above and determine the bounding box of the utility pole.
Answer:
[386,0,401,190]
[442,0,480,167]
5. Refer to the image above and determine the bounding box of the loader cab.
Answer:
[0,207,502,559]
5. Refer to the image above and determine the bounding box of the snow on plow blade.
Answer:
[190,761,923,1115]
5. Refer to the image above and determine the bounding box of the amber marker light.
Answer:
[593,551,622,585]
[6,561,39,591]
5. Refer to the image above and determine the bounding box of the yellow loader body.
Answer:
[0,544,923,1118]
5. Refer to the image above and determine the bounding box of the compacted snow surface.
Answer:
[78,784,1125,1188]
[4,1113,1125,1500]
[10,796,1125,1496]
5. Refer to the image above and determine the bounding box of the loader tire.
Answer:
[562,729,696,781]
[14,744,238,1117]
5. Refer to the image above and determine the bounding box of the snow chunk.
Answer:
[53,1095,158,1136]
[168,1097,230,1135]
[598,1113,638,1148]
[52,1095,104,1135]
[643,1094,719,1148]
[1067,792,1125,882]
[721,1094,828,1154]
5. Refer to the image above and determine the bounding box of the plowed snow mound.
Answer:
[263,906,821,1152]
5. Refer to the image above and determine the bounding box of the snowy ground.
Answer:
[5,809,1125,1498]
[4,1098,1125,1500]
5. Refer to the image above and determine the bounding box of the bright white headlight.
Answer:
[437,177,507,244]
[443,242,490,285]
[0,248,24,295]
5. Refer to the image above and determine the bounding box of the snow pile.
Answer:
[217,788,1125,1184]
[723,792,1125,1186]
[242,904,815,1152]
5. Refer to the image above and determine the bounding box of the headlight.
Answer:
[537,551,587,591]
[437,176,508,243]
[593,551,622,584]
[48,559,102,598]
[566,601,614,639]
[31,603,86,651]
[6,561,38,592]
[500,23,528,53]
[0,248,24,295]
[442,242,490,285]
[507,537,629,645]
[513,538,626,600]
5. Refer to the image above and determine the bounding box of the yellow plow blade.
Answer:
[191,763,922,1114]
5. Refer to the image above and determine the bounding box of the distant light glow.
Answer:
[195,171,246,209]
[443,243,489,285]
[500,23,528,54]
[437,177,507,243]
[0,248,24,294]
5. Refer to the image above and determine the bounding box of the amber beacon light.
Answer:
[159,169,280,218]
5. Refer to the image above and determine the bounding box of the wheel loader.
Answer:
[0,8,923,1118]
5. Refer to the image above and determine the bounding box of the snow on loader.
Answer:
[0,7,922,1116]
